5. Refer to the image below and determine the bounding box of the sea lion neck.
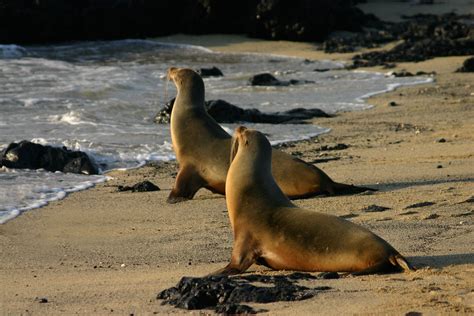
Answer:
[227,134,293,212]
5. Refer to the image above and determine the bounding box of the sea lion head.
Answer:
[231,126,272,173]
[167,67,205,105]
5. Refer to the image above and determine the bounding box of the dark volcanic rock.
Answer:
[323,29,397,53]
[250,0,376,41]
[154,98,330,125]
[248,73,314,86]
[117,181,160,192]
[154,98,174,124]
[158,273,330,313]
[319,143,349,151]
[456,57,474,72]
[0,141,98,175]
[349,14,474,68]
[195,67,224,78]
[0,0,376,44]
[390,71,436,77]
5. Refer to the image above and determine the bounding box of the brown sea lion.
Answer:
[167,67,374,203]
[212,126,414,275]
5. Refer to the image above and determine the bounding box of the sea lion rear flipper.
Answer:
[390,254,416,272]
[351,254,415,275]
[167,165,205,204]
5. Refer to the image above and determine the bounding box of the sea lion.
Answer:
[212,126,414,275]
[167,67,374,203]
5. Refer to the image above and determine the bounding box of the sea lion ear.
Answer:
[230,134,239,165]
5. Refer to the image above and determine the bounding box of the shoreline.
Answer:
[1,34,473,314]
[0,38,434,225]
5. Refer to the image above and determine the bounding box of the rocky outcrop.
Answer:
[0,141,98,175]
[154,98,330,125]
[0,0,374,44]
[338,13,474,68]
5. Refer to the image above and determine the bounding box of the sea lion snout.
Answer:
[235,126,248,136]
[167,67,179,81]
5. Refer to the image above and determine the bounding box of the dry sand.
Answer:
[1,19,474,316]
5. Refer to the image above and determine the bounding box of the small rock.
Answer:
[35,297,48,303]
[319,143,349,151]
[405,201,435,209]
[389,101,398,106]
[249,73,285,86]
[437,165,443,169]
[361,205,391,213]
[423,214,439,220]
[436,138,446,143]
[456,57,474,73]
[391,71,413,77]
[248,73,314,86]
[195,67,224,78]
[117,181,160,192]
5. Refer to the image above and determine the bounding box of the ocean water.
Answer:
[0,40,433,223]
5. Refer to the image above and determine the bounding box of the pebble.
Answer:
[424,214,439,220]
[361,204,391,213]
[35,297,48,303]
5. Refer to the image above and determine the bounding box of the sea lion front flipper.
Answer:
[167,165,205,204]
[208,234,258,276]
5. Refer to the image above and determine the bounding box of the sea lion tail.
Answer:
[390,254,416,272]
[331,182,377,195]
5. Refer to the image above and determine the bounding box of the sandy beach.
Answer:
[1,7,474,315]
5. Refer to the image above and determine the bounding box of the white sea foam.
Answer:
[0,44,26,59]
[0,168,108,224]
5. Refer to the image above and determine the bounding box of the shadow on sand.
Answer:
[367,177,474,192]
[409,253,474,269]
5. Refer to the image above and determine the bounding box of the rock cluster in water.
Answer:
[157,273,331,314]
[154,98,330,125]
[248,73,315,86]
[0,141,98,175]
[0,0,373,44]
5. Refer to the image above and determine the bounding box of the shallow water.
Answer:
[0,40,432,223]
